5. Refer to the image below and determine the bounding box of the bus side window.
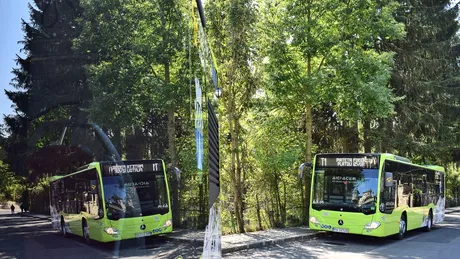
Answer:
[64,175,77,214]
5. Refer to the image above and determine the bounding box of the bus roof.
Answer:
[423,165,445,172]
[49,162,101,182]
[49,159,167,182]
[49,175,64,182]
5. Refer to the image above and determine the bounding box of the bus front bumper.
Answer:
[102,225,173,242]
[309,216,386,237]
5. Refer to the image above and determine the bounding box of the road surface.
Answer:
[2,209,460,258]
[226,210,460,258]
[0,210,197,259]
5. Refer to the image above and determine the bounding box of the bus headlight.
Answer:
[309,216,320,224]
[163,219,172,227]
[104,227,120,235]
[364,222,381,230]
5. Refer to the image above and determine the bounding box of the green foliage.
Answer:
[259,0,404,121]
[381,0,460,161]
[75,0,190,129]
[207,0,259,233]
[0,159,25,201]
[3,0,460,232]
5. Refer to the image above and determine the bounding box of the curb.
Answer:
[221,232,318,254]
[165,231,320,255]
[164,235,204,246]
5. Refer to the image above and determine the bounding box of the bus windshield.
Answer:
[312,168,379,214]
[103,172,169,220]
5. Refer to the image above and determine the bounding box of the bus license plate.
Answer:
[136,232,153,238]
[332,227,348,233]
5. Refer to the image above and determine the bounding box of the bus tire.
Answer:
[423,210,433,232]
[397,213,407,240]
[82,220,91,245]
[61,217,67,237]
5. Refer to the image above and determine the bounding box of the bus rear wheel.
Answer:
[82,220,91,244]
[423,210,433,232]
[397,214,407,240]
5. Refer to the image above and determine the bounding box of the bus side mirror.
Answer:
[298,162,312,179]
[384,172,393,187]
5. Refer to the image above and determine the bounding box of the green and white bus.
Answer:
[49,160,172,243]
[306,153,445,239]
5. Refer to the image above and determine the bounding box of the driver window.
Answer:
[381,161,397,214]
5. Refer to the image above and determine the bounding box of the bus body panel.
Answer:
[382,209,400,237]
[309,153,446,238]
[310,203,441,237]
[309,209,385,237]
[101,213,173,241]
[85,214,105,241]
[49,160,172,243]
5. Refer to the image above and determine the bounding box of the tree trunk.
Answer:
[363,120,372,153]
[304,0,313,224]
[113,126,122,157]
[227,91,245,233]
[165,61,180,227]
[299,176,305,223]
[148,113,168,159]
[380,118,393,153]
[342,121,359,153]
[199,182,205,228]
[304,103,312,224]
[235,122,245,232]
[283,180,287,225]
[125,127,144,160]
[274,171,283,226]
[256,194,263,230]
[385,119,393,153]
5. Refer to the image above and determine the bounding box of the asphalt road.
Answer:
[2,209,460,259]
[226,211,460,259]
[0,210,198,259]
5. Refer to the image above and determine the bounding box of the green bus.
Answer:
[306,153,445,239]
[49,160,172,243]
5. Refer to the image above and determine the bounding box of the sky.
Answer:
[0,1,30,119]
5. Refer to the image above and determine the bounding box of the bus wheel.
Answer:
[397,214,407,240]
[423,210,433,232]
[82,220,91,244]
[61,218,67,237]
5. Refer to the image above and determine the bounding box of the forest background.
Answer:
[1,0,460,234]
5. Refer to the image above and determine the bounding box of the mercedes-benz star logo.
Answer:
[140,224,146,230]
[338,220,344,226]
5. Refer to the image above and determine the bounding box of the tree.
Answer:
[257,0,404,222]
[75,0,191,226]
[207,0,259,233]
[381,0,460,163]
[4,0,90,179]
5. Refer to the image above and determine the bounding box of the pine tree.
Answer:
[3,0,89,177]
[381,0,460,162]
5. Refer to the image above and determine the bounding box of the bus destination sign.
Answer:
[316,156,379,169]
[102,161,163,176]
[108,164,144,175]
